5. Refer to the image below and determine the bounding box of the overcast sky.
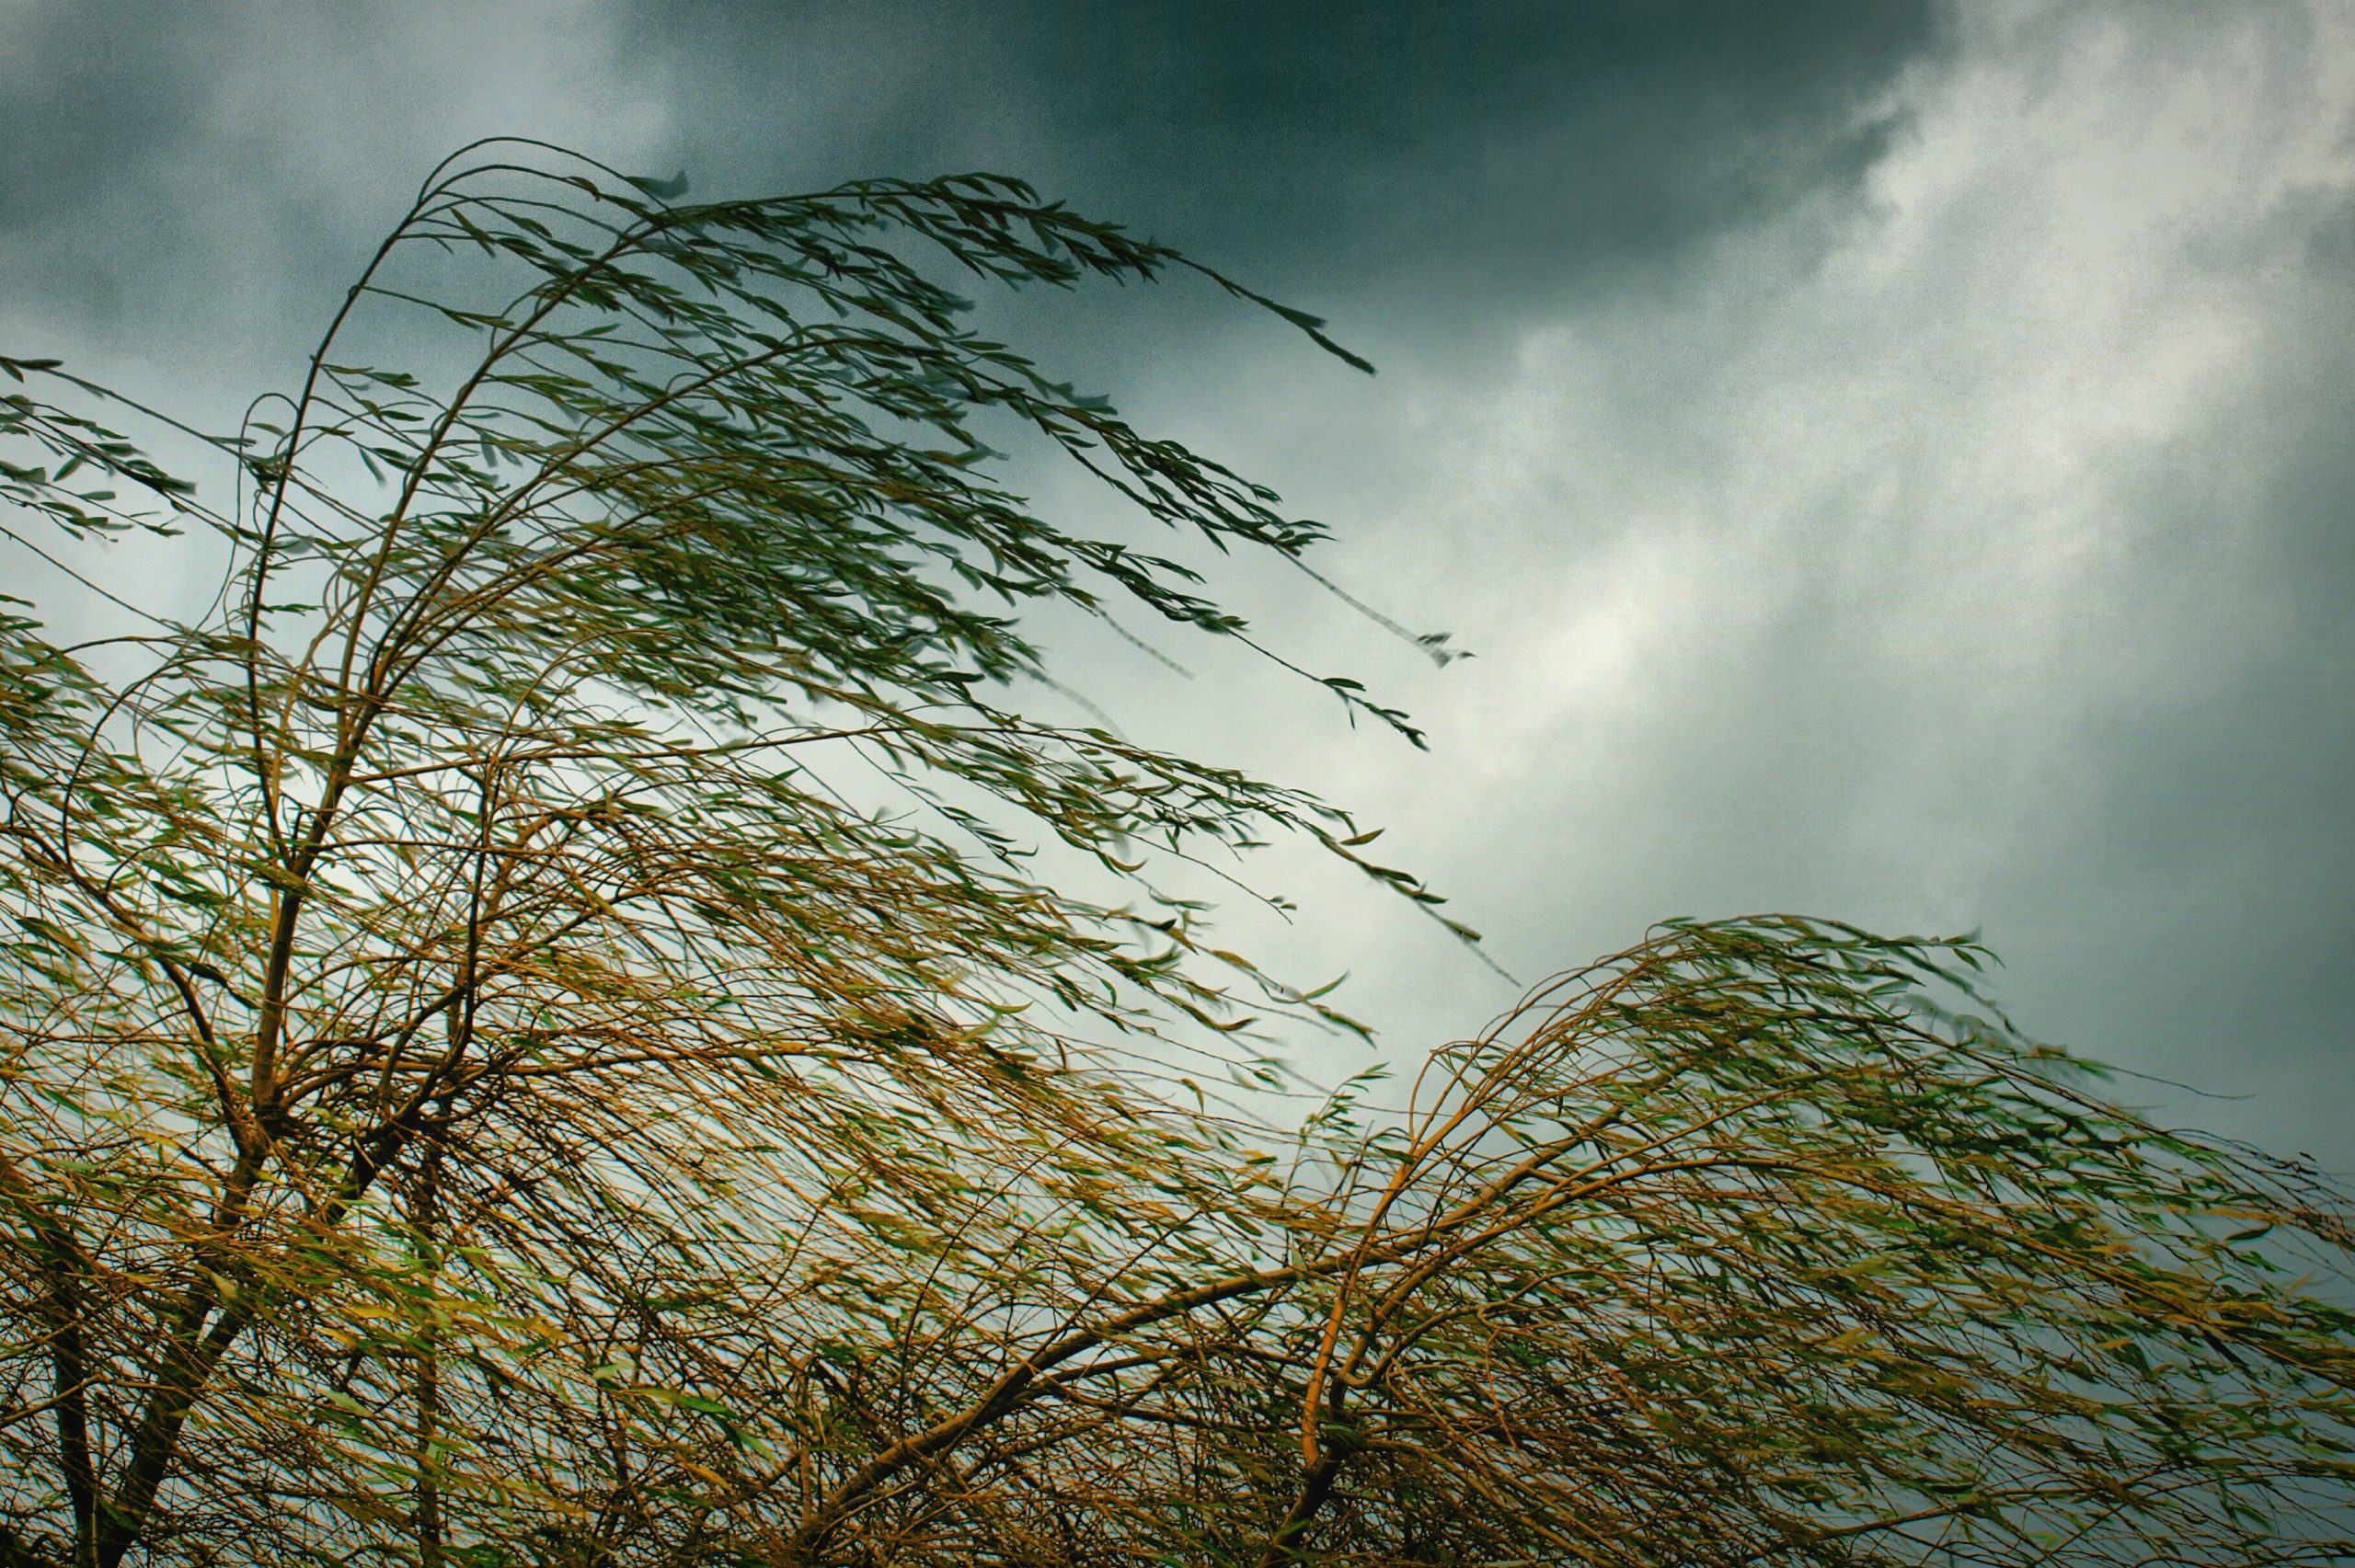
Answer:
[4,1,2350,1171]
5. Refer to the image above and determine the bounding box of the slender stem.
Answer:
[414,1148,446,1568]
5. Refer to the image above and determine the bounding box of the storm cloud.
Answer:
[3,0,2349,1167]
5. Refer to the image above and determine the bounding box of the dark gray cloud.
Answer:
[0,3,225,331]
[0,5,214,227]
[1,1,2348,1175]
[1980,269,2355,1165]
[0,3,666,372]
[626,0,1947,347]
[1,2,1945,372]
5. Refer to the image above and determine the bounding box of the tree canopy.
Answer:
[0,139,2349,1568]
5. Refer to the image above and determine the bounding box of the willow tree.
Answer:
[0,141,2348,1568]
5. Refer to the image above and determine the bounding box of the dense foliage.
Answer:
[0,140,2348,1567]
